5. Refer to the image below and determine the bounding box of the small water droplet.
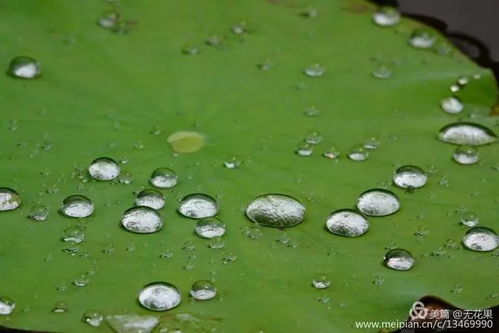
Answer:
[231,21,250,35]
[383,248,415,271]
[242,225,263,240]
[409,29,436,49]
[312,274,331,289]
[222,252,237,264]
[300,7,319,18]
[82,309,103,327]
[190,280,217,301]
[258,59,275,71]
[348,145,369,161]
[438,122,497,146]
[449,84,460,93]
[453,146,479,165]
[178,194,218,219]
[372,7,400,27]
[106,314,159,332]
[460,212,479,227]
[208,236,225,249]
[304,106,320,117]
[357,189,400,216]
[303,63,326,78]
[325,209,369,237]
[224,155,243,169]
[0,296,15,315]
[182,44,200,55]
[205,35,225,48]
[463,227,498,252]
[195,218,226,239]
[88,157,120,181]
[150,168,178,189]
[118,171,134,184]
[121,206,163,234]
[393,165,427,189]
[8,56,41,79]
[440,96,464,114]
[159,249,173,260]
[295,142,313,157]
[457,76,469,86]
[52,301,68,313]
[304,132,322,145]
[138,282,181,311]
[73,275,90,287]
[0,188,22,212]
[28,204,49,222]
[136,189,165,210]
[317,295,330,304]
[61,195,93,218]
[322,147,340,160]
[371,65,392,79]
[363,137,380,150]
[245,194,305,228]
[62,226,85,244]
[167,131,205,153]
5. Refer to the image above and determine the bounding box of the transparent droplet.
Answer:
[0,296,15,315]
[121,206,163,234]
[138,282,181,311]
[73,275,90,287]
[440,97,464,114]
[246,194,306,228]
[372,7,400,27]
[52,301,68,313]
[61,195,94,218]
[88,157,120,181]
[325,209,369,237]
[28,203,49,222]
[167,131,205,153]
[182,44,200,55]
[205,35,225,48]
[224,155,243,169]
[363,137,381,150]
[463,227,497,252]
[118,171,134,184]
[383,249,415,271]
[304,106,320,117]
[97,11,119,29]
[450,84,460,93]
[322,147,340,160]
[393,165,427,189]
[195,218,226,239]
[301,7,319,18]
[82,309,103,327]
[348,145,369,161]
[357,189,400,216]
[178,193,218,219]
[231,21,249,35]
[460,212,479,227]
[295,142,313,157]
[453,146,479,165]
[312,274,330,289]
[8,56,41,79]
[150,168,178,189]
[136,189,165,210]
[190,280,217,301]
[371,65,392,79]
[208,236,225,249]
[106,314,159,333]
[457,76,469,86]
[0,188,22,212]
[303,64,326,78]
[242,225,263,239]
[438,122,497,146]
[62,226,85,244]
[409,29,436,49]
[258,59,275,71]
[304,132,322,145]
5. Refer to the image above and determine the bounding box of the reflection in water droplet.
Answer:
[295,142,313,157]
[121,207,163,234]
[325,209,369,237]
[0,296,15,315]
[61,195,94,218]
[8,56,41,79]
[190,280,217,301]
[28,204,49,222]
[461,212,479,227]
[303,64,326,78]
[246,194,305,228]
[178,194,218,219]
[150,168,178,189]
[372,7,400,27]
[62,226,85,244]
[88,157,120,181]
[167,131,205,153]
[393,165,427,189]
[453,146,479,165]
[409,29,436,49]
[138,282,181,311]
[136,189,165,210]
[82,309,103,327]
[438,122,497,146]
[312,274,330,289]
[372,65,392,79]
[348,145,369,161]
[106,314,159,333]
[195,218,226,238]
[383,248,414,271]
[463,227,497,252]
[357,189,400,216]
[0,188,21,212]
[440,97,464,114]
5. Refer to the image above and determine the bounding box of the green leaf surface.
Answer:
[0,0,498,332]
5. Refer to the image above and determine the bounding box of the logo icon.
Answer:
[409,301,428,320]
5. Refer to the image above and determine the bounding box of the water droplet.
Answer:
[7,56,41,79]
[460,212,479,227]
[383,248,414,271]
[182,240,196,251]
[453,145,479,165]
[118,171,134,184]
[0,296,15,315]
[322,147,340,160]
[409,29,436,49]
[317,295,330,304]
[82,309,103,327]
[159,249,173,259]
[348,145,369,161]
[304,132,322,145]
[393,165,427,189]
[28,203,49,222]
[363,137,381,150]
[440,97,464,114]
[231,21,249,35]
[178,194,218,219]
[52,301,68,313]
[61,195,93,218]
[138,282,181,311]
[62,226,85,243]
[205,35,225,48]
[167,131,205,153]
[325,209,369,237]
[106,314,159,333]
[88,157,120,181]
[304,106,320,117]
[312,274,331,289]
[182,44,200,55]
[208,236,225,249]
[438,122,497,146]
[357,189,400,216]
[195,218,226,239]
[150,168,178,189]
[371,65,392,79]
[73,275,90,287]
[98,11,119,29]
[295,142,313,157]
[303,63,326,78]
[246,194,305,228]
[242,225,263,239]
[258,59,275,71]
[372,7,400,27]
[222,252,237,264]
[136,189,165,210]
[301,7,319,18]
[224,156,242,169]
[121,207,163,234]
[190,280,217,301]
[463,227,497,252]
[0,188,21,212]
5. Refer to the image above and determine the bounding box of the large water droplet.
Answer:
[178,194,218,219]
[7,56,41,79]
[372,7,400,27]
[136,189,165,210]
[453,146,479,165]
[138,282,181,311]
[246,194,306,228]
[61,195,94,218]
[409,29,436,49]
[28,203,49,222]
[106,314,159,333]
[121,207,163,234]
[195,218,226,238]
[0,296,15,315]
[383,248,414,271]
[303,64,326,78]
[440,97,464,114]
[460,212,479,227]
[393,165,427,189]
[463,227,497,252]
[357,189,400,216]
[325,209,369,237]
[150,168,178,189]
[0,188,22,211]
[190,280,217,301]
[167,131,204,153]
[88,157,120,181]
[438,122,497,146]
[82,309,103,327]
